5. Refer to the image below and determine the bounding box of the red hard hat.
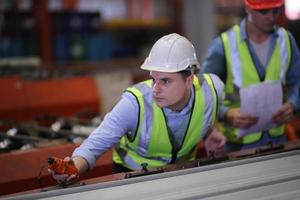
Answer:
[244,0,284,10]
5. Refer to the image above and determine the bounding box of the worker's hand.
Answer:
[48,157,79,185]
[272,102,294,124]
[225,108,258,129]
[204,128,226,157]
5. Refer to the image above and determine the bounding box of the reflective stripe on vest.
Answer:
[113,74,218,169]
[221,25,291,144]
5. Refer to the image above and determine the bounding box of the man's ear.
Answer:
[186,73,194,88]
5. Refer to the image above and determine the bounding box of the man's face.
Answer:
[248,7,281,33]
[150,71,193,111]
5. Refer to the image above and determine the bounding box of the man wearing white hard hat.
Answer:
[49,33,226,184]
[201,0,300,152]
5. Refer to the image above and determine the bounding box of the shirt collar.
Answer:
[239,19,248,41]
[239,18,279,41]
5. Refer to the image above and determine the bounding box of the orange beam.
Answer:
[0,76,29,121]
[24,76,100,119]
[0,76,100,122]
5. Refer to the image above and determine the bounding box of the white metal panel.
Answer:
[6,150,300,200]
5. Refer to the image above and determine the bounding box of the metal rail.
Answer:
[4,149,300,200]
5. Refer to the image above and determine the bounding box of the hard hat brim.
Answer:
[141,65,182,73]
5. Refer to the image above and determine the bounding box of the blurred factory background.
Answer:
[0,0,300,197]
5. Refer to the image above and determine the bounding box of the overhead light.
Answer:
[285,0,300,20]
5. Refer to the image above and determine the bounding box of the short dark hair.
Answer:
[178,65,197,79]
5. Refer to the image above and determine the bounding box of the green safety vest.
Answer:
[113,74,218,169]
[221,25,291,144]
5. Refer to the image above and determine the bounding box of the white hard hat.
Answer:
[141,33,199,73]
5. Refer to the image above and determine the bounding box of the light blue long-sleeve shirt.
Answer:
[200,19,300,121]
[72,74,224,169]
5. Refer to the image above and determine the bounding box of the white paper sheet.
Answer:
[238,80,283,138]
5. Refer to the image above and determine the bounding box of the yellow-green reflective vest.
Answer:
[113,74,218,170]
[221,25,291,144]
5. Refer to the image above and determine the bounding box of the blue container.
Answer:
[7,37,23,57]
[0,37,10,58]
[86,34,112,61]
[69,34,86,61]
[53,34,69,62]
[52,11,70,34]
[68,12,91,34]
